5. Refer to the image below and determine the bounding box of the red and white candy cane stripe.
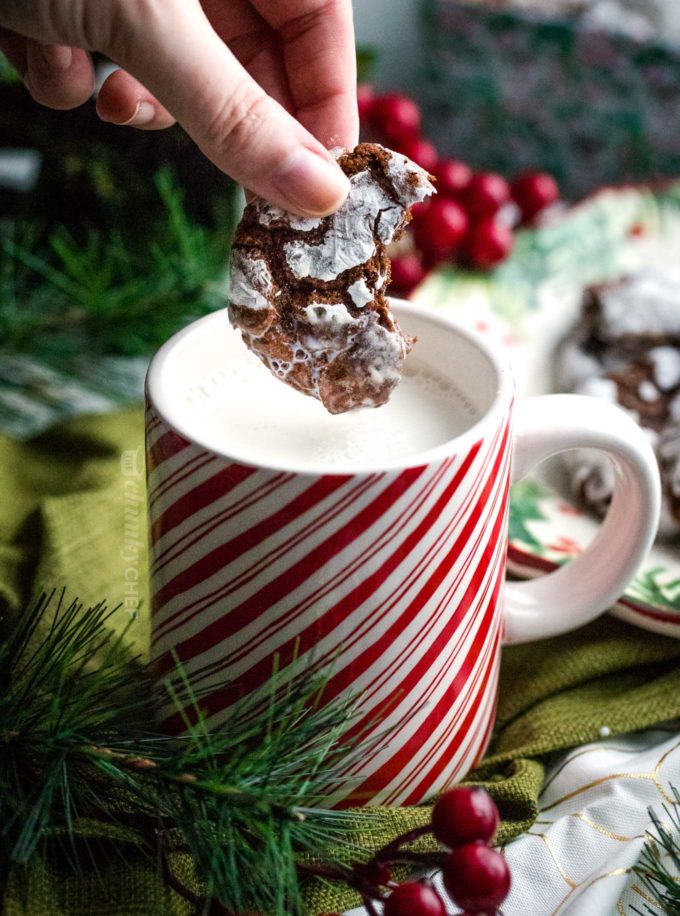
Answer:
[146,398,513,805]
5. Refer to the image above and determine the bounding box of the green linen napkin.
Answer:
[2,408,680,916]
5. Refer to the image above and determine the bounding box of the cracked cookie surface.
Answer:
[228,143,435,414]
[558,269,680,535]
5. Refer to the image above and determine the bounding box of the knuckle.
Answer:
[90,0,168,58]
[3,0,91,46]
[72,0,101,48]
[92,0,132,57]
[204,85,271,159]
[279,0,344,43]
[57,0,115,50]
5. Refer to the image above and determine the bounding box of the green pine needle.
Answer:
[0,591,376,914]
[632,787,680,916]
[0,169,239,361]
[0,52,20,84]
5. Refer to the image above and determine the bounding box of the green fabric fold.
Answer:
[2,408,680,915]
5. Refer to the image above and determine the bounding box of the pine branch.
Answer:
[632,787,680,916]
[0,591,376,915]
[0,169,239,361]
[0,53,20,84]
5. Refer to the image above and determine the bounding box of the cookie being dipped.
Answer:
[228,143,435,414]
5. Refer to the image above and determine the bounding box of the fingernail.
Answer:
[38,44,73,72]
[273,148,350,216]
[119,101,156,127]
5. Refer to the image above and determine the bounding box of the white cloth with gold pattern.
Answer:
[345,726,680,915]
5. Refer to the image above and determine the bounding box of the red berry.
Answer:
[389,254,426,296]
[413,198,468,263]
[357,84,375,121]
[372,93,421,144]
[432,159,472,198]
[432,787,500,848]
[384,881,447,916]
[410,197,432,221]
[462,218,514,269]
[398,137,439,172]
[461,172,511,219]
[443,843,511,912]
[511,171,559,222]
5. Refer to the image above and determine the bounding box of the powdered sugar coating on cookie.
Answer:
[348,279,374,308]
[303,302,357,328]
[649,346,680,391]
[561,269,680,535]
[227,143,435,414]
[229,251,275,312]
[591,269,680,342]
[281,168,429,282]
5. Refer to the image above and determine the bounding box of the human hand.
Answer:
[0,0,357,216]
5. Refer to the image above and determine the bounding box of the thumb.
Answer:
[110,1,350,216]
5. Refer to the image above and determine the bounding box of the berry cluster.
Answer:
[359,86,560,294]
[311,786,511,916]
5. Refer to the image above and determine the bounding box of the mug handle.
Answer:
[503,394,661,645]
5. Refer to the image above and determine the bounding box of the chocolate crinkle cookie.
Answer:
[556,268,680,536]
[227,143,435,414]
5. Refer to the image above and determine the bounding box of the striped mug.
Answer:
[145,301,660,806]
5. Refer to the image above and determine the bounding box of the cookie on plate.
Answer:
[557,269,680,535]
[580,269,680,348]
[228,143,435,414]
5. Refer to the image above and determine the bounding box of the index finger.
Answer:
[249,0,358,151]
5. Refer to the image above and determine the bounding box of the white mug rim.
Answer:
[145,299,515,476]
